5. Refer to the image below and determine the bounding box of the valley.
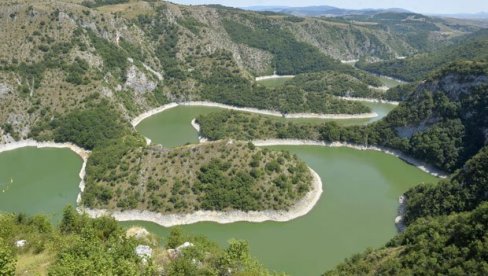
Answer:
[0,0,487,275]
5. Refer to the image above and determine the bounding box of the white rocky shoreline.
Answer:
[0,140,90,204]
[337,96,400,106]
[189,119,446,178]
[130,101,378,127]
[0,104,445,228]
[255,74,295,81]
[0,138,324,227]
[252,139,447,178]
[80,167,323,227]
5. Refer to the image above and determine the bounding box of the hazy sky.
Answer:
[170,0,488,14]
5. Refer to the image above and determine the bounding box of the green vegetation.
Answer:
[52,103,132,150]
[83,140,312,213]
[29,100,135,150]
[198,61,488,173]
[357,29,488,81]
[0,207,279,275]
[257,77,292,88]
[383,83,417,101]
[285,71,382,99]
[0,238,15,276]
[404,146,488,225]
[87,30,129,81]
[177,17,206,35]
[198,110,321,141]
[0,2,487,275]
[1,39,91,92]
[222,18,347,75]
[201,67,371,114]
[345,12,443,52]
[325,202,488,275]
[137,6,186,82]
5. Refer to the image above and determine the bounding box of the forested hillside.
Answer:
[198,61,488,173]
[196,60,488,275]
[357,29,488,81]
[0,0,477,143]
[324,201,488,275]
[0,1,487,275]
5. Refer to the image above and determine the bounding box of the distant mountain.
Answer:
[244,5,411,17]
[433,12,488,20]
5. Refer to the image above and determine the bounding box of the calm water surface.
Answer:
[0,103,435,275]
[131,106,437,275]
[0,147,81,222]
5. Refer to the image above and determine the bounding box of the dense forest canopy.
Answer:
[222,18,347,75]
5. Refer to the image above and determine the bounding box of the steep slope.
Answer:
[197,61,488,173]
[357,29,488,81]
[379,61,488,171]
[324,200,488,275]
[404,146,488,225]
[0,0,357,142]
[0,0,480,144]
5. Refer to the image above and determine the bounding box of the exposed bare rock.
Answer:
[423,74,488,101]
[395,119,435,138]
[75,50,103,69]
[0,83,11,98]
[124,65,157,94]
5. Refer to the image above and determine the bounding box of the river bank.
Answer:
[395,194,407,232]
[252,139,447,178]
[337,96,399,105]
[131,101,378,127]
[190,121,445,178]
[0,140,90,204]
[255,74,295,81]
[81,167,323,227]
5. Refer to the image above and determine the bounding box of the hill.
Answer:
[197,61,488,173]
[195,59,488,275]
[245,5,410,17]
[82,139,313,213]
[0,0,481,143]
[357,29,488,81]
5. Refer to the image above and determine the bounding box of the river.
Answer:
[0,147,81,221]
[130,104,436,275]
[0,102,436,275]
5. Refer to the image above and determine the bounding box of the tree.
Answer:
[59,205,80,234]
[167,227,185,249]
[0,238,16,276]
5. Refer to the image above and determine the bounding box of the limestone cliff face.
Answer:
[0,0,478,139]
[385,62,488,169]
[124,65,157,94]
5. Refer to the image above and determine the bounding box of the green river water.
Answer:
[0,147,81,221]
[0,102,437,275]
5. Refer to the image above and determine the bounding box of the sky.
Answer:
[169,0,488,14]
